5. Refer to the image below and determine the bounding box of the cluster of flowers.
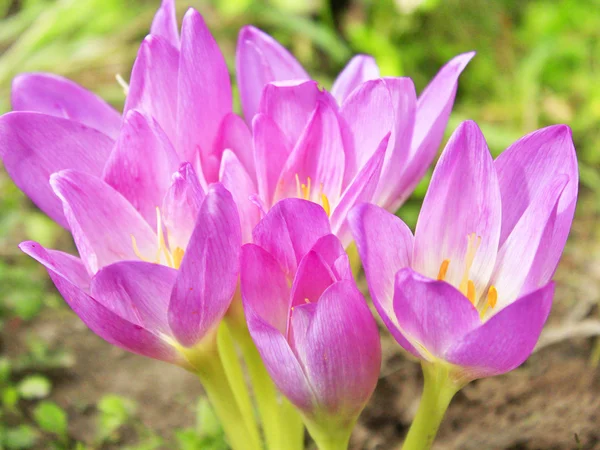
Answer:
[0,1,578,449]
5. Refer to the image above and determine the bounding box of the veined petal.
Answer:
[150,0,179,48]
[445,282,554,380]
[0,112,113,229]
[275,100,345,206]
[348,203,417,356]
[374,77,417,210]
[252,199,331,277]
[259,80,323,147]
[290,250,336,309]
[124,34,180,148]
[11,73,121,139]
[491,176,568,309]
[213,113,255,184]
[168,184,241,347]
[340,79,394,182]
[397,52,475,201]
[303,280,381,417]
[413,121,501,297]
[236,25,309,123]
[50,170,157,274]
[219,149,260,244]
[103,110,179,229]
[91,261,177,336]
[19,241,182,364]
[241,244,291,335]
[393,269,480,359]
[329,133,388,244]
[177,9,232,169]
[331,55,380,105]
[495,125,578,280]
[161,163,205,252]
[309,234,352,281]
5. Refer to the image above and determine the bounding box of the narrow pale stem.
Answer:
[216,321,262,448]
[194,337,262,450]
[304,417,354,450]
[227,302,304,450]
[401,362,464,450]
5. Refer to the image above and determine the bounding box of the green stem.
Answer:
[401,362,463,450]
[304,417,353,450]
[227,302,304,450]
[216,321,262,449]
[194,337,262,450]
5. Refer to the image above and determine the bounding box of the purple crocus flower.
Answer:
[349,120,578,381]
[241,199,381,443]
[238,25,475,223]
[19,182,241,368]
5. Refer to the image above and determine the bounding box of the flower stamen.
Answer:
[437,259,450,281]
[479,285,498,319]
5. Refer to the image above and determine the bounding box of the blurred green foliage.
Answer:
[0,0,598,447]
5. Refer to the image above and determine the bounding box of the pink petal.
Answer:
[393,268,480,359]
[252,113,292,206]
[124,35,180,148]
[309,234,352,282]
[219,149,260,244]
[103,110,179,229]
[0,112,114,229]
[275,100,345,206]
[252,198,331,277]
[150,0,180,48]
[161,163,205,252]
[397,52,475,202]
[236,25,309,124]
[213,112,255,184]
[331,55,380,105]
[495,125,578,279]
[445,282,554,380]
[176,9,232,170]
[348,203,417,356]
[290,250,337,309]
[413,121,501,297]
[19,241,182,364]
[50,170,157,274]
[11,73,121,139]
[168,184,241,347]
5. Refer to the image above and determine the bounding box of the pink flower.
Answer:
[349,120,578,381]
[241,199,381,436]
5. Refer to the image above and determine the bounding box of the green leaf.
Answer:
[17,375,51,400]
[33,401,68,438]
[96,394,136,443]
[4,425,38,449]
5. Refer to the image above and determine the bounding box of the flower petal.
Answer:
[177,9,232,169]
[309,234,352,281]
[213,113,255,184]
[91,261,177,336]
[168,184,241,347]
[19,241,182,364]
[0,112,114,229]
[329,133,388,244]
[331,55,380,105]
[445,282,554,380]
[150,0,179,48]
[495,125,578,277]
[236,25,309,123]
[348,203,417,355]
[241,243,291,335]
[124,34,180,148]
[275,100,345,206]
[161,163,205,252]
[290,250,336,309]
[50,170,157,274]
[303,280,381,417]
[397,52,475,200]
[413,121,501,296]
[393,268,480,359]
[252,113,292,206]
[252,198,331,277]
[219,149,260,244]
[103,110,179,228]
[11,73,121,139]
[490,176,568,309]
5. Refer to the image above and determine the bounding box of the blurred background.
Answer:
[0,0,599,448]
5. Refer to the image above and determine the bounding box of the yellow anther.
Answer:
[467,280,476,305]
[321,193,331,217]
[172,247,185,270]
[479,285,498,319]
[131,207,183,269]
[437,259,450,281]
[304,297,310,304]
[459,233,481,294]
